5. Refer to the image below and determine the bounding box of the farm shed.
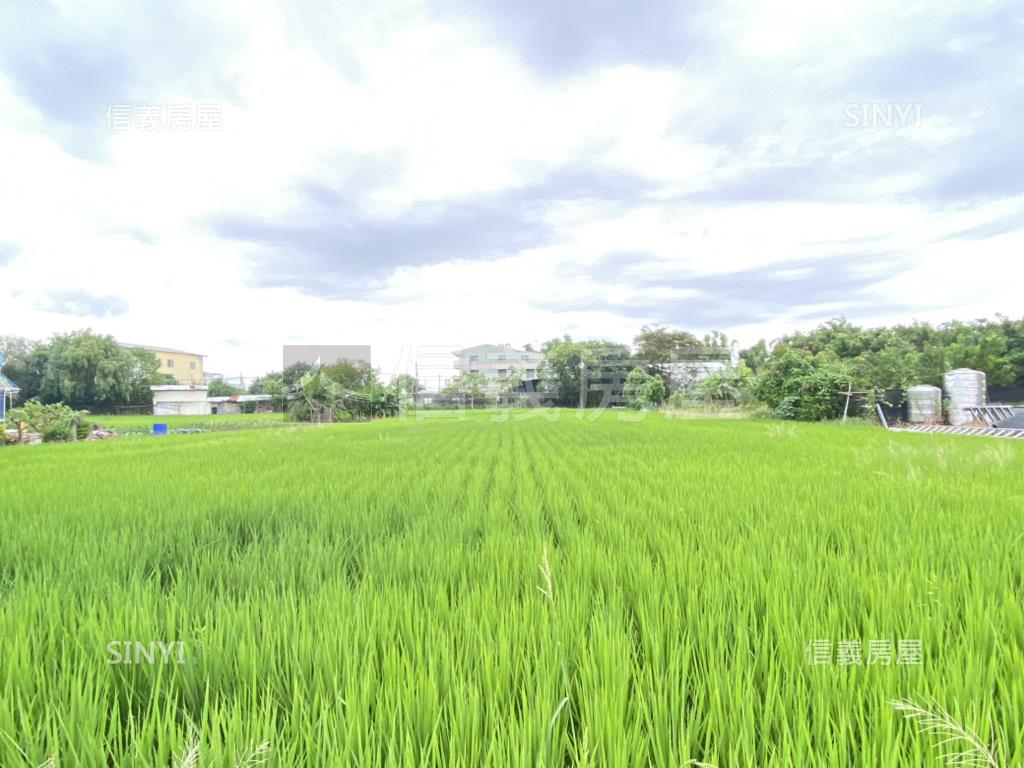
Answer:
[151,385,211,416]
[207,394,272,414]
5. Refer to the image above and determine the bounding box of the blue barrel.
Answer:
[152,423,169,436]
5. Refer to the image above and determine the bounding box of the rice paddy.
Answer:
[1,411,1022,766]
[91,413,286,434]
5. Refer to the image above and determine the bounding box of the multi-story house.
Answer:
[453,344,544,392]
[119,343,205,385]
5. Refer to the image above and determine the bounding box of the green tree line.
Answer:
[744,315,1024,420]
[0,330,171,411]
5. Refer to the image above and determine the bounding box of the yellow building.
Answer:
[120,343,205,385]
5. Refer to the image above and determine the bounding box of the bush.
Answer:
[623,366,666,409]
[693,364,755,406]
[754,350,852,421]
[7,400,86,442]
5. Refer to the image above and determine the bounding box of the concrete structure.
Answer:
[944,368,986,426]
[207,394,273,414]
[151,385,211,416]
[906,384,942,424]
[453,344,544,393]
[121,343,205,385]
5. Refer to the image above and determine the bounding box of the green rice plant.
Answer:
[0,411,1021,765]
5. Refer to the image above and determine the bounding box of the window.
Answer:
[470,369,480,374]
[190,361,196,370]
[498,369,507,377]
[469,355,479,363]
[497,354,506,361]
[167,359,174,368]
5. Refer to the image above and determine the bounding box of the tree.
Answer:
[282,362,314,388]
[623,366,666,409]
[123,347,165,405]
[633,326,729,392]
[323,359,375,391]
[498,365,523,401]
[633,326,701,378]
[739,339,770,374]
[249,372,286,411]
[7,401,88,442]
[207,378,243,397]
[539,336,632,407]
[37,330,160,410]
[694,362,754,406]
[0,335,45,400]
[754,349,852,421]
[295,370,342,422]
[386,374,420,411]
[443,371,488,407]
[390,374,421,396]
[366,380,400,417]
[746,315,1024,391]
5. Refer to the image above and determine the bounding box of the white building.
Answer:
[207,394,272,414]
[453,344,544,392]
[151,387,273,415]
[151,385,211,416]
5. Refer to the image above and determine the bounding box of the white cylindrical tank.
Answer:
[906,384,942,424]
[943,368,986,425]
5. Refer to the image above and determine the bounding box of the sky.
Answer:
[1,0,1021,383]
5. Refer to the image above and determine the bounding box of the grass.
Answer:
[1,410,1022,766]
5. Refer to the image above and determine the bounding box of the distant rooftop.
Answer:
[120,342,205,357]
[454,343,540,356]
[0,372,20,392]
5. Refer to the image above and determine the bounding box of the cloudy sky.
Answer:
[1,0,1021,381]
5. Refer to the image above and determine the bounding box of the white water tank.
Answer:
[943,368,986,425]
[906,385,942,424]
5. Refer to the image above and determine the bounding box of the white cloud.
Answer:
[1,0,1021,382]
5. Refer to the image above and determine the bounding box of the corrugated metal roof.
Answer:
[0,373,20,391]
[207,394,272,403]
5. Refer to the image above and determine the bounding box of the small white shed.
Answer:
[151,385,211,416]
[207,394,272,414]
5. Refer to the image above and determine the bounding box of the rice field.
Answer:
[1,411,1022,767]
[91,413,286,434]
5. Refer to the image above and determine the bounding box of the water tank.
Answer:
[943,368,986,425]
[906,384,942,424]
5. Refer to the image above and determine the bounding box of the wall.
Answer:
[454,347,544,390]
[147,351,204,384]
[152,389,211,416]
